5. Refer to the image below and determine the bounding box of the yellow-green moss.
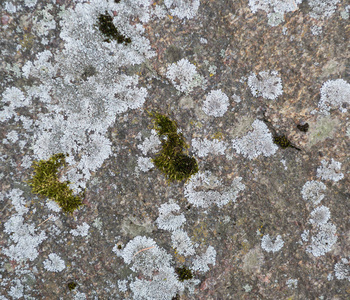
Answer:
[27,153,83,214]
[149,112,198,182]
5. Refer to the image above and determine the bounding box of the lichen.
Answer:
[149,112,198,182]
[27,153,84,214]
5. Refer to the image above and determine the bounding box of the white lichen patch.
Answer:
[136,156,154,173]
[202,90,229,117]
[137,130,161,156]
[8,279,24,299]
[70,223,90,237]
[74,292,87,300]
[171,230,196,256]
[46,200,62,212]
[309,206,331,226]
[4,0,155,193]
[114,236,200,299]
[231,119,278,159]
[7,188,29,216]
[248,71,283,100]
[192,246,216,272]
[261,234,284,253]
[164,0,200,19]
[248,0,301,15]
[43,253,65,272]
[267,12,284,26]
[114,236,171,275]
[191,138,227,157]
[184,171,245,208]
[166,58,201,93]
[286,278,298,289]
[24,0,37,8]
[0,87,28,123]
[306,222,337,257]
[32,4,56,38]
[301,230,309,243]
[301,181,326,205]
[308,0,340,19]
[318,79,350,114]
[316,159,344,182]
[117,279,129,292]
[334,258,350,281]
[3,215,47,262]
[156,202,186,232]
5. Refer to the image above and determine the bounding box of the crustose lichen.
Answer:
[27,153,84,214]
[149,112,198,182]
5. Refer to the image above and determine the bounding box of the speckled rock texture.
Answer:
[1,0,350,299]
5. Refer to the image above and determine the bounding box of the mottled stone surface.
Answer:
[1,0,349,299]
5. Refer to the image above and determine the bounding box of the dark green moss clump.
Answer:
[273,135,291,149]
[27,153,83,214]
[150,112,198,182]
[67,282,77,291]
[97,12,131,44]
[176,266,193,282]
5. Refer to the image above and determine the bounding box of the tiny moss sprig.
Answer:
[175,266,193,282]
[297,123,309,132]
[273,135,301,151]
[149,112,198,182]
[27,153,84,214]
[97,12,131,44]
[273,135,290,149]
[67,281,77,291]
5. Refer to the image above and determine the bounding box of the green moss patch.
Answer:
[273,135,301,151]
[150,112,198,182]
[297,123,309,132]
[27,153,83,214]
[175,266,193,281]
[97,12,131,44]
[273,135,291,149]
[67,281,77,291]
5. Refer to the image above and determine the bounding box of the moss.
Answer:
[67,281,77,291]
[27,153,83,214]
[273,135,301,151]
[297,123,309,132]
[97,12,131,44]
[149,112,198,182]
[175,266,193,282]
[273,135,291,149]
